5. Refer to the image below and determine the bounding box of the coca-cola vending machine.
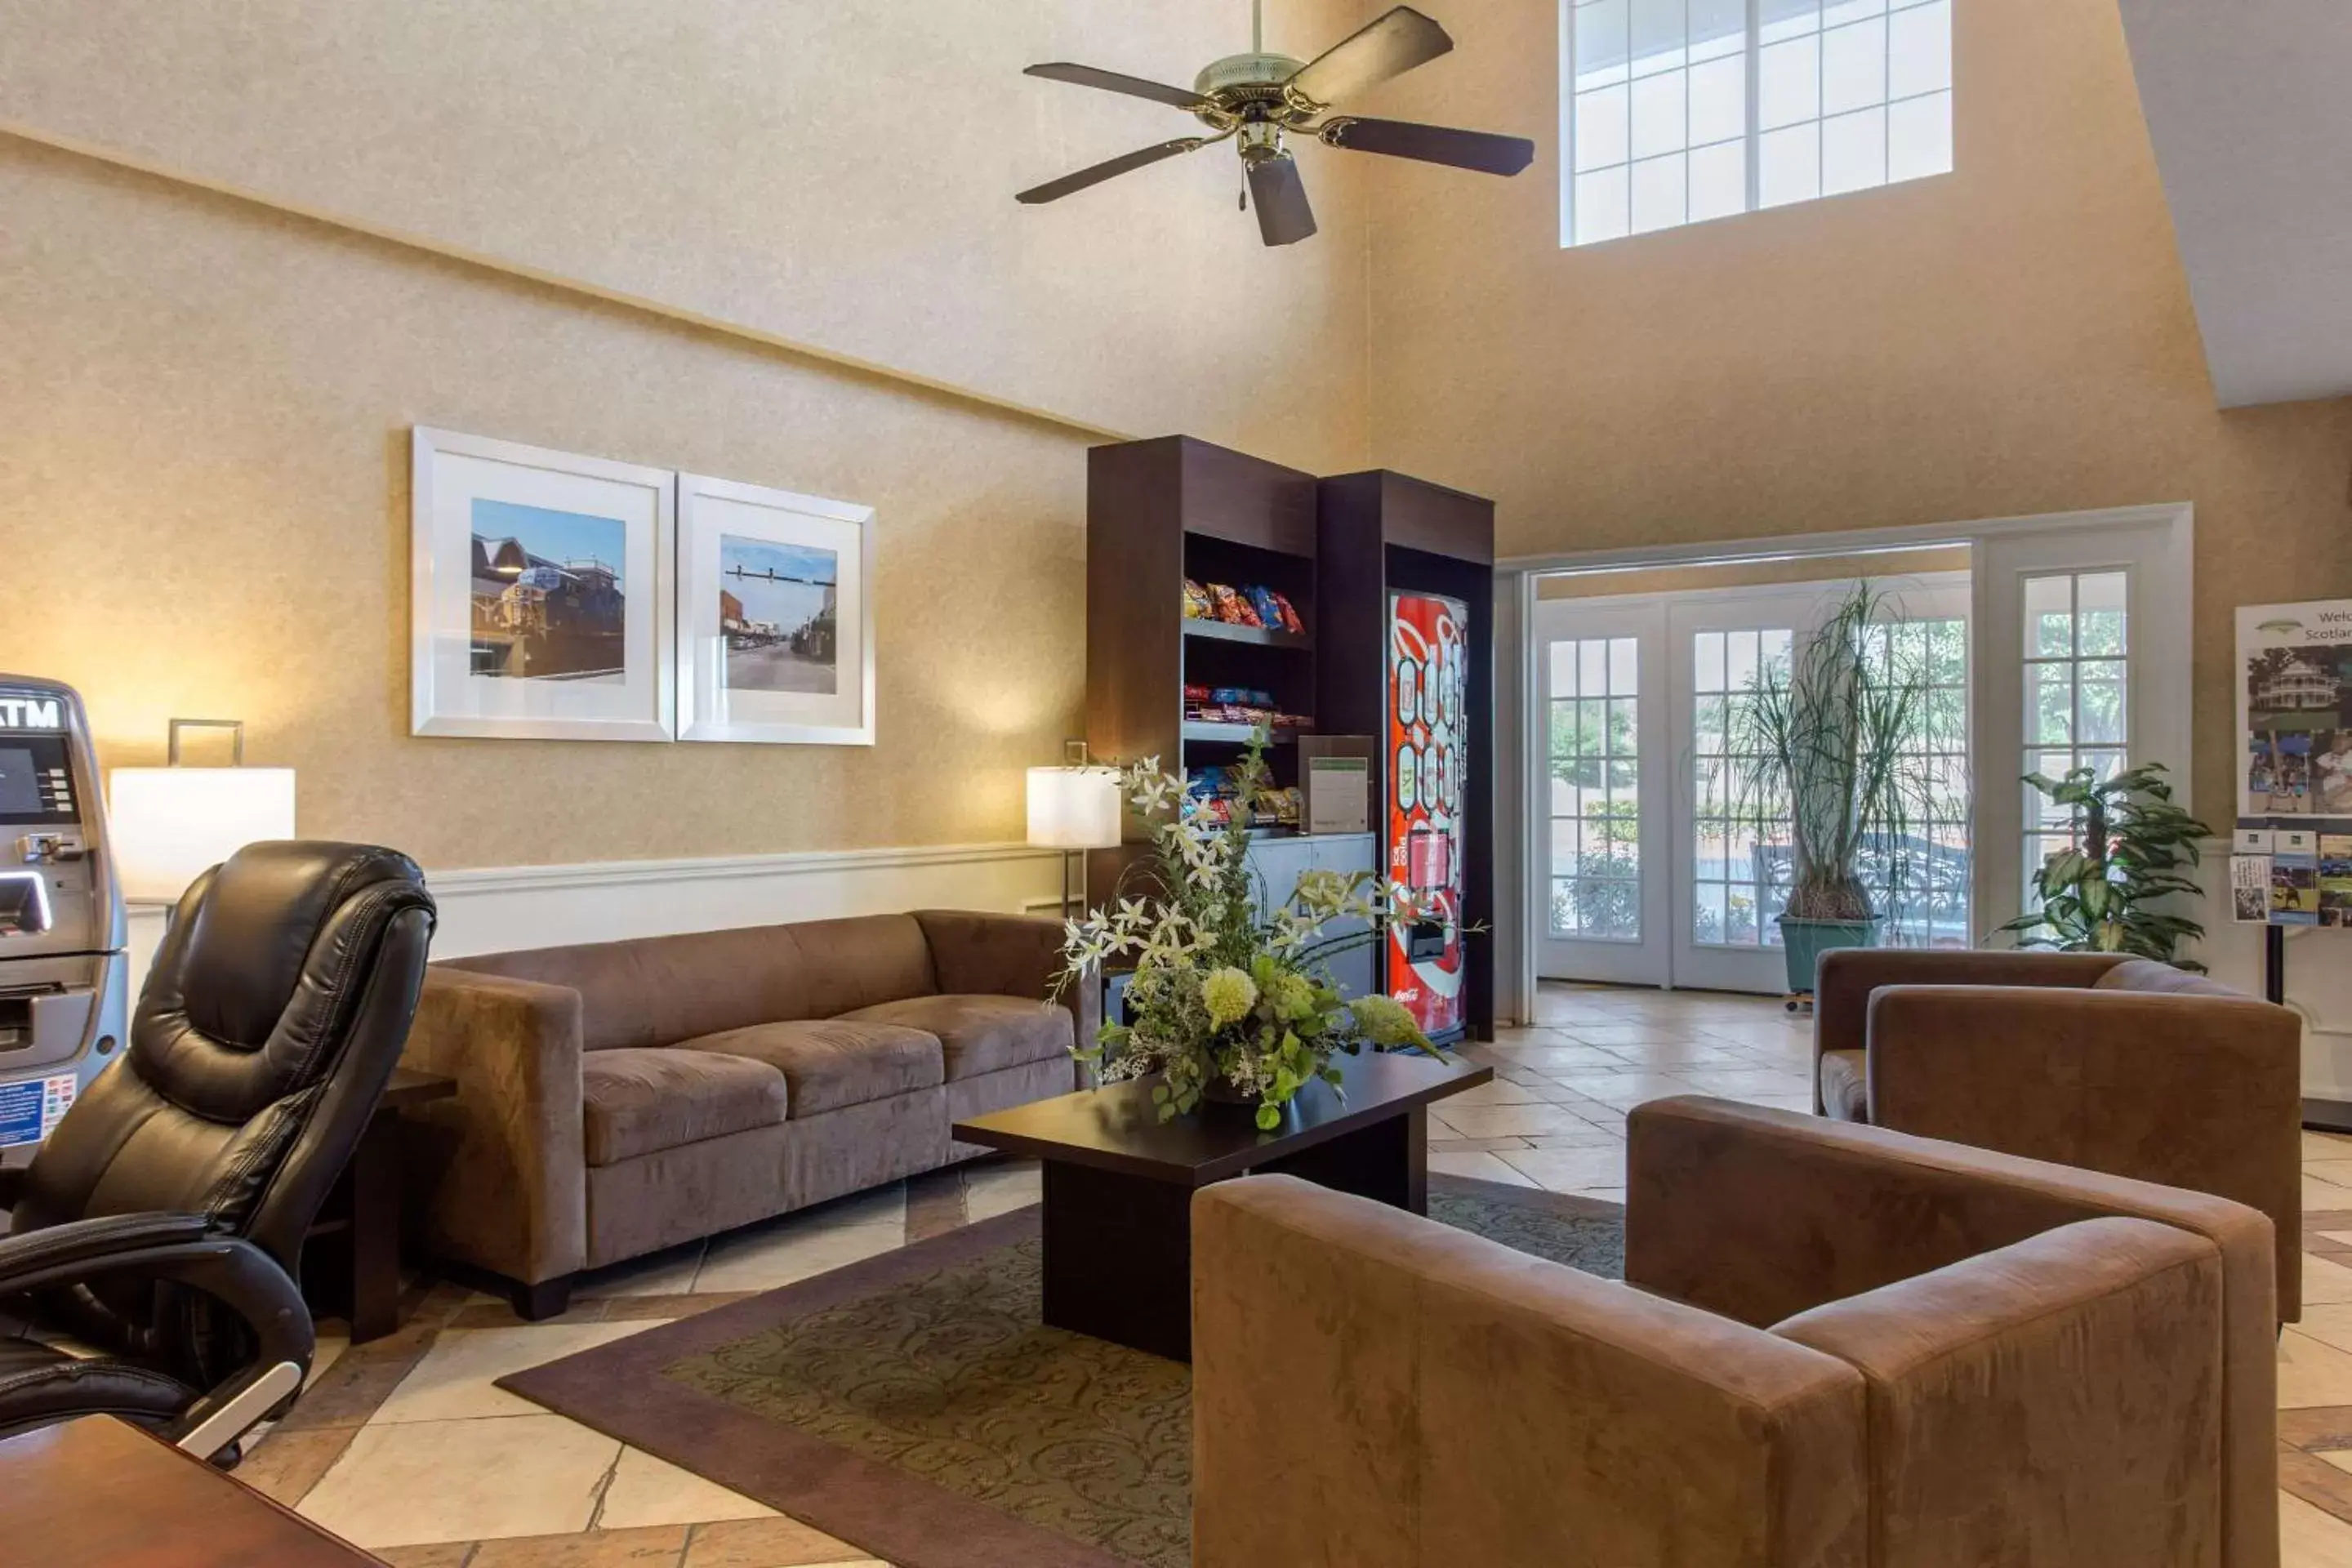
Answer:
[1387,590,1469,1040]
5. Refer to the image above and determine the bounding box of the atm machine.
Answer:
[0,675,126,1164]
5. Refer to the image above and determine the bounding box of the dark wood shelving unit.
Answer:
[1085,438,1492,1027]
[1085,435,1320,800]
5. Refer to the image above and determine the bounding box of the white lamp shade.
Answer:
[1026,766,1121,850]
[109,767,298,900]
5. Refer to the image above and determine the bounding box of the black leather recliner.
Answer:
[0,841,434,1459]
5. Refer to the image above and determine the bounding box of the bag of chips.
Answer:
[1245,586,1286,629]
[1267,591,1305,635]
[1209,583,1261,626]
[1182,579,1214,619]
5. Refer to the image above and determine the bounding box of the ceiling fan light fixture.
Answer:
[1015,4,1530,247]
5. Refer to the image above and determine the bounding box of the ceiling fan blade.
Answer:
[1024,62,1214,113]
[1246,154,1318,247]
[1320,116,1535,176]
[1016,138,1208,204]
[1284,7,1454,109]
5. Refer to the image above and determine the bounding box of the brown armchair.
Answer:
[1193,1097,2277,1568]
[1812,947,2303,1319]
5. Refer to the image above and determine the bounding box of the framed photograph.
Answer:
[410,428,675,741]
[675,473,875,746]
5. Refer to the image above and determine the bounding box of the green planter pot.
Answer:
[1777,915,1882,996]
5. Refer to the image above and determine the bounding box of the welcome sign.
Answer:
[2238,599,2352,822]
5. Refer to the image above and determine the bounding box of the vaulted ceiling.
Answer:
[2118,0,2352,408]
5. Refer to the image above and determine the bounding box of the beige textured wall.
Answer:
[0,142,1094,866]
[1365,0,2352,812]
[0,1,1389,871]
[0,0,1375,474]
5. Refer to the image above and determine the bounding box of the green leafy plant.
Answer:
[1998,762,2210,967]
[1731,584,1936,924]
[1056,731,1447,1130]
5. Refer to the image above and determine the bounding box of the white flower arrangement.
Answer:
[1055,732,1451,1129]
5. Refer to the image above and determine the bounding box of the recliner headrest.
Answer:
[179,841,429,1051]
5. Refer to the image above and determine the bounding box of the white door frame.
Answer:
[1493,503,2194,1027]
[1532,598,1672,986]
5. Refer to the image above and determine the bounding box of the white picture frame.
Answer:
[675,473,876,746]
[410,428,676,742]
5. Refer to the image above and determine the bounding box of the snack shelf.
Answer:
[1182,721,1307,746]
[1183,621,1311,650]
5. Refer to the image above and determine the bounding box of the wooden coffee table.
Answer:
[953,1049,1491,1361]
[0,1414,384,1565]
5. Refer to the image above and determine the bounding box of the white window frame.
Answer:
[1558,0,1954,248]
[1494,503,2194,1025]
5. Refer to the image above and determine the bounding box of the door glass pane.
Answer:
[1691,625,1793,948]
[1867,612,1971,947]
[1548,636,1642,942]
[2020,572,2130,905]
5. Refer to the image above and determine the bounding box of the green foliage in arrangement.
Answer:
[2000,761,2211,969]
[1057,731,1445,1131]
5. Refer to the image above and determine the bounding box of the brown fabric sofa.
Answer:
[1812,947,2304,1320]
[396,909,1089,1316]
[1194,1096,2278,1568]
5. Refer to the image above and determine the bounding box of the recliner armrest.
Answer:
[0,1211,215,1290]
[0,1215,312,1374]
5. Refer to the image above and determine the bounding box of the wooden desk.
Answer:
[0,1415,381,1565]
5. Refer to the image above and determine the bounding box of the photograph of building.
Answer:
[467,499,627,682]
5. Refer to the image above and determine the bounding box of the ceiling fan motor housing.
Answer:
[1192,51,1307,115]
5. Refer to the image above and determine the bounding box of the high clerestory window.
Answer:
[1561,0,1953,247]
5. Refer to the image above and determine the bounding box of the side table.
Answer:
[303,1067,456,1344]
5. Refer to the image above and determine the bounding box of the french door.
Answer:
[1971,517,2192,930]
[1537,574,1971,993]
[1535,601,1669,984]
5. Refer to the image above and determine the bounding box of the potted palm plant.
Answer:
[1731,584,1936,995]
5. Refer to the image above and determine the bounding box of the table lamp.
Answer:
[109,719,297,902]
[1027,743,1120,916]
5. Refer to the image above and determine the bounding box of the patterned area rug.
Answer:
[501,1175,1623,1568]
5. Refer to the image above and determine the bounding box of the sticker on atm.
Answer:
[0,1073,75,1147]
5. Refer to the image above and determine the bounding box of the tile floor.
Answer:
[238,982,2352,1564]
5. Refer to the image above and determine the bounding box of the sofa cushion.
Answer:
[1818,1049,1869,1123]
[581,1048,788,1167]
[837,994,1074,1080]
[437,913,938,1051]
[673,1019,942,1118]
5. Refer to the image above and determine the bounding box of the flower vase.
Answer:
[1198,1072,1255,1106]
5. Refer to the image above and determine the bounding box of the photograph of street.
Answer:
[719,535,839,694]
[467,498,627,682]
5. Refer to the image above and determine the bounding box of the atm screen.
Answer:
[0,749,40,816]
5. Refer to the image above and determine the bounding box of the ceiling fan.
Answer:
[1016,3,1535,247]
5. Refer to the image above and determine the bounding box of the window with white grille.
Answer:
[1562,0,1953,247]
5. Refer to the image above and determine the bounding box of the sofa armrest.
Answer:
[1812,948,2123,1070]
[1624,1095,2278,1568]
[913,909,1098,1056]
[1864,983,2303,1316]
[1192,1175,1868,1568]
[1773,1218,2225,1565]
[397,966,587,1285]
